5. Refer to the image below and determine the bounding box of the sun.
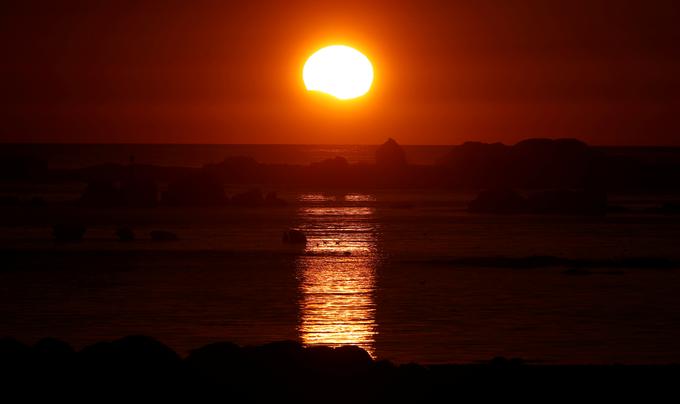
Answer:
[303,45,374,100]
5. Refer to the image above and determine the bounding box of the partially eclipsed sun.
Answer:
[303,45,374,100]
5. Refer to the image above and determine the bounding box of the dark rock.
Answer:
[120,179,158,207]
[305,345,373,370]
[150,230,178,241]
[264,191,287,207]
[186,341,242,369]
[33,338,75,369]
[231,188,264,207]
[203,156,260,182]
[489,356,526,367]
[164,173,226,206]
[0,337,31,363]
[79,336,181,380]
[34,338,75,359]
[282,229,307,244]
[53,223,86,242]
[116,227,135,242]
[439,138,599,189]
[375,138,407,168]
[80,180,121,206]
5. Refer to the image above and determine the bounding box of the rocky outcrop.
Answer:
[440,138,600,189]
[164,174,226,206]
[375,138,407,168]
[230,189,264,206]
[282,229,307,244]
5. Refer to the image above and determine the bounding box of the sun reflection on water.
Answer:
[296,195,379,357]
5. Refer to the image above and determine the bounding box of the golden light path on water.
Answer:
[295,193,378,357]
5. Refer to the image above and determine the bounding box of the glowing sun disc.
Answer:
[303,45,374,100]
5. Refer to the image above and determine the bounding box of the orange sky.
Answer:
[1,0,680,145]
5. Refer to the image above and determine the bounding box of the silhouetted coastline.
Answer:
[3,138,680,191]
[3,138,680,214]
[1,335,678,401]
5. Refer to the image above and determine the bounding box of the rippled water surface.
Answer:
[2,190,680,364]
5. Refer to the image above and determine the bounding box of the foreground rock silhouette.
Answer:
[0,335,678,402]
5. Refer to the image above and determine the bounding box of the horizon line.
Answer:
[2,141,680,148]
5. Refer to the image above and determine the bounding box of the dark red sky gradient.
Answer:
[1,0,679,145]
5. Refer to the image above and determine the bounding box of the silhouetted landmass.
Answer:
[0,335,678,401]
[164,173,226,206]
[407,255,679,269]
[439,138,598,189]
[4,138,680,194]
[231,188,264,206]
[5,139,680,215]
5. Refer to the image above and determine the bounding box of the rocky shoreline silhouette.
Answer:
[3,138,680,215]
[1,335,678,401]
[0,336,680,402]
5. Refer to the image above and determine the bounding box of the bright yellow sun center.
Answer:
[303,45,374,100]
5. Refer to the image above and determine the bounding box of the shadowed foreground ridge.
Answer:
[1,336,678,401]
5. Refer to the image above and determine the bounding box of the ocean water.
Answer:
[2,189,680,364]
